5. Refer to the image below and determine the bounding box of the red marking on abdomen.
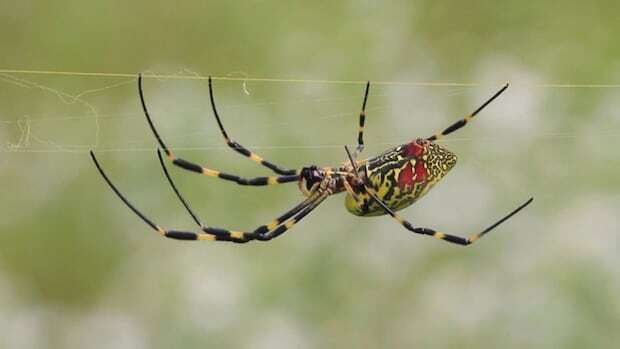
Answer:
[405,142,424,157]
[398,162,414,188]
[414,161,427,182]
[398,161,428,189]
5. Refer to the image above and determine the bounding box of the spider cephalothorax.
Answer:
[91,76,532,246]
[298,165,329,196]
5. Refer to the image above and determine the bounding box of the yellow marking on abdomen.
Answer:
[198,234,216,241]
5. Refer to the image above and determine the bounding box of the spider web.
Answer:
[2,68,618,156]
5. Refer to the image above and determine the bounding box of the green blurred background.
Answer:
[1,1,620,348]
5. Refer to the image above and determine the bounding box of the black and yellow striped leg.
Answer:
[255,190,330,241]
[368,186,532,246]
[91,150,324,243]
[353,81,371,158]
[172,191,324,243]
[166,155,299,186]
[427,83,509,141]
[156,148,322,242]
[208,77,297,175]
[90,150,223,241]
[138,75,301,186]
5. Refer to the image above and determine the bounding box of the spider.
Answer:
[90,75,533,245]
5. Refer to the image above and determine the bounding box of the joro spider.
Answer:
[90,75,533,245]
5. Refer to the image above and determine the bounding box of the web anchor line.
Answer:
[1,68,620,88]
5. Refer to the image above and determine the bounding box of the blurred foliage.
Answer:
[1,1,619,348]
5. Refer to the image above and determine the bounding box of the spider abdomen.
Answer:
[344,141,457,216]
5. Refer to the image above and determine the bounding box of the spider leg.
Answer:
[165,152,299,186]
[91,150,324,243]
[367,185,532,246]
[138,76,300,186]
[342,178,361,202]
[199,190,327,242]
[156,148,323,242]
[427,83,509,141]
[255,190,329,241]
[353,81,370,158]
[208,77,298,175]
